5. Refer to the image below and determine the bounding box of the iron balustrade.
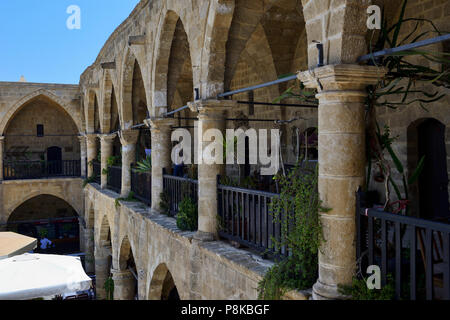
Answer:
[356,190,450,300]
[131,169,152,205]
[92,161,101,184]
[217,184,286,257]
[106,165,122,193]
[163,173,198,216]
[3,160,81,180]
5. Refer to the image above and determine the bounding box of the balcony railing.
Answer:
[3,160,81,180]
[92,161,101,184]
[131,169,151,205]
[217,184,284,257]
[163,173,198,216]
[106,165,122,193]
[356,190,450,300]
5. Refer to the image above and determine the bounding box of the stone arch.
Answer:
[148,263,180,300]
[98,213,112,246]
[4,191,82,224]
[120,46,148,129]
[200,0,236,98]
[85,89,101,134]
[100,70,117,134]
[85,200,95,229]
[118,235,136,271]
[0,89,82,135]
[152,9,191,116]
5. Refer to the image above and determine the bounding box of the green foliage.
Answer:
[83,175,97,188]
[115,191,138,208]
[103,155,121,175]
[176,197,198,232]
[258,164,327,300]
[104,277,114,300]
[134,157,151,173]
[38,228,48,238]
[338,275,396,300]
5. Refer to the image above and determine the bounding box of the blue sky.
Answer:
[0,0,140,84]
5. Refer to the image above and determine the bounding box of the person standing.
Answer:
[39,236,52,253]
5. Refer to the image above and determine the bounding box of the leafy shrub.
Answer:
[338,275,395,300]
[176,197,198,231]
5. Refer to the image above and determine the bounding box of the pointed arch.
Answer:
[0,89,82,135]
[148,263,180,300]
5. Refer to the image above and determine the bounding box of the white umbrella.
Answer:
[0,253,92,300]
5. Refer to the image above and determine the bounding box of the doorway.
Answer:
[47,146,62,174]
[417,119,449,220]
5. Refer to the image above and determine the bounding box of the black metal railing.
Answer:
[107,165,122,193]
[217,183,284,257]
[356,190,450,300]
[163,173,198,216]
[131,169,151,205]
[92,161,101,184]
[3,160,81,180]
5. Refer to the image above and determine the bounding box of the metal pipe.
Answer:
[237,101,318,108]
[358,33,450,62]
[218,75,297,98]
[163,105,189,117]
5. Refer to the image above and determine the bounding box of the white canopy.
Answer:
[0,253,92,300]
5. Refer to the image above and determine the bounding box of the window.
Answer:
[37,124,44,137]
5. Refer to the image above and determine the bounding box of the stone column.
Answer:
[144,118,175,213]
[0,136,4,181]
[78,136,87,178]
[83,228,95,274]
[118,130,139,197]
[100,134,117,189]
[187,100,236,241]
[111,269,136,300]
[94,245,112,300]
[298,65,386,300]
[86,134,98,178]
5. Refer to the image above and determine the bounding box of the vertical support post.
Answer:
[86,134,98,178]
[111,269,136,300]
[187,100,236,241]
[118,130,139,197]
[145,118,175,213]
[298,65,387,300]
[100,134,117,189]
[0,136,4,181]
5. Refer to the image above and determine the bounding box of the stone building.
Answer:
[0,0,449,300]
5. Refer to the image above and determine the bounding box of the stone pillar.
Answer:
[111,269,136,300]
[144,118,175,213]
[100,134,116,189]
[118,130,139,197]
[94,245,112,300]
[86,134,98,178]
[78,136,87,178]
[298,65,387,300]
[83,228,95,274]
[187,100,236,241]
[0,136,4,181]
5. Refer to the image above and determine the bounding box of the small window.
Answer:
[37,124,44,137]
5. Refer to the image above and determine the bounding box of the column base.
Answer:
[312,280,350,300]
[193,231,217,242]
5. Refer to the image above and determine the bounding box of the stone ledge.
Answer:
[3,177,83,185]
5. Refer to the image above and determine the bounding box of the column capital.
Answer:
[99,133,117,144]
[298,64,387,92]
[0,136,5,142]
[188,99,237,114]
[144,117,177,131]
[85,133,98,144]
[110,268,135,280]
[77,135,86,143]
[118,129,139,146]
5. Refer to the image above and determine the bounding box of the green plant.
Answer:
[38,228,48,239]
[83,175,97,188]
[176,197,198,232]
[134,157,151,173]
[338,275,396,300]
[115,191,138,208]
[258,164,327,300]
[104,276,114,300]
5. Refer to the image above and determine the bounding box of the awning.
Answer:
[0,232,37,260]
[0,253,92,300]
